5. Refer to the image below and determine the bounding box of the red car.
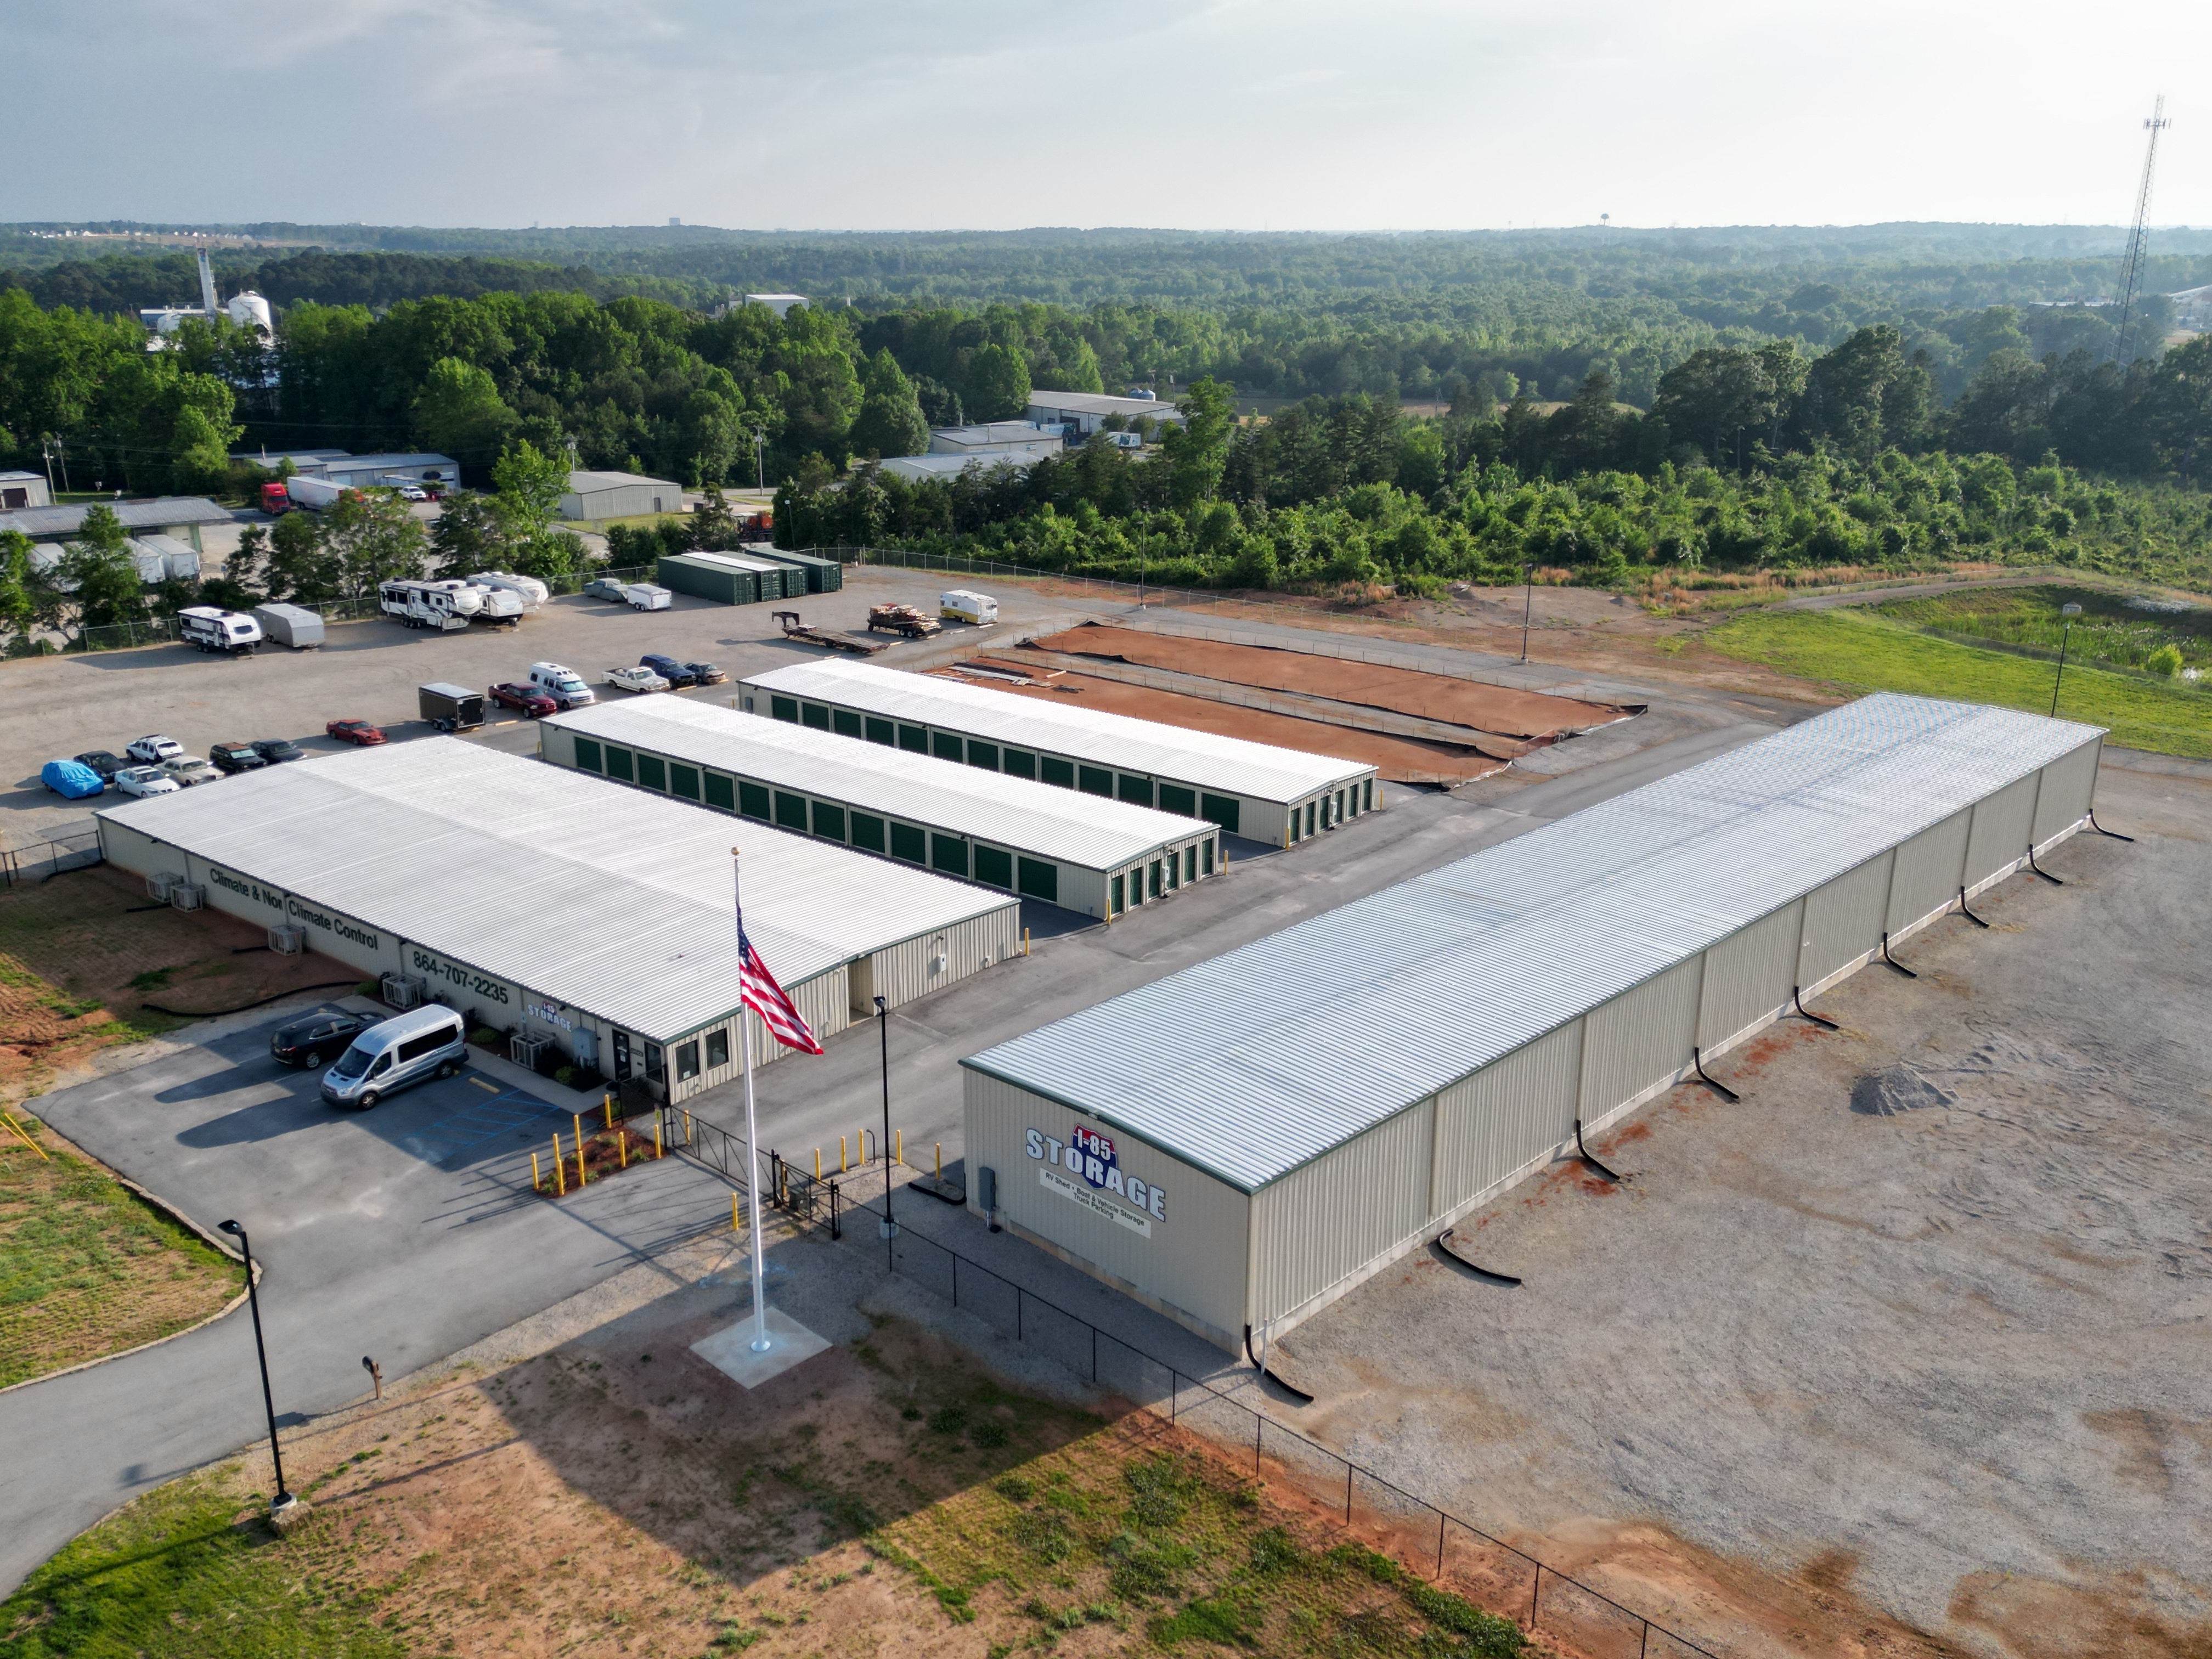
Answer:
[326,719,388,746]
[489,682,558,718]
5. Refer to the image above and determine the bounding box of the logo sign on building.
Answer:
[1025,1122,1165,1235]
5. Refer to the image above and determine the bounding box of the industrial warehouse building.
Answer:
[738,659,1376,846]
[960,695,2107,1353]
[95,740,1019,1102]
[559,470,685,521]
[539,696,1222,919]
[0,495,232,551]
[657,551,799,605]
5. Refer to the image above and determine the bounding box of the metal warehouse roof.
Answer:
[741,659,1372,805]
[0,497,233,539]
[963,695,2105,1193]
[96,739,1014,1045]
[545,697,1215,871]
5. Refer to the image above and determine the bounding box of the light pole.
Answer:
[752,430,767,493]
[874,994,894,1265]
[2051,602,2084,717]
[1520,563,1535,664]
[216,1220,295,1520]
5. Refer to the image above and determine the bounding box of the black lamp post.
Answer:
[2051,602,2084,717]
[1520,563,1536,664]
[216,1220,294,1516]
[873,995,895,1265]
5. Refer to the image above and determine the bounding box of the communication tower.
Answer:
[2110,95,2170,365]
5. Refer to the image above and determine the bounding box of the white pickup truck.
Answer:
[602,664,669,693]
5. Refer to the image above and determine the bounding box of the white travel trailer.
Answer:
[467,571,550,608]
[379,579,483,631]
[177,606,263,654]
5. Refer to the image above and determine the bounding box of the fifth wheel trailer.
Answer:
[959,694,2109,1353]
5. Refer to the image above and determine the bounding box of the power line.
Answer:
[2109,94,2170,367]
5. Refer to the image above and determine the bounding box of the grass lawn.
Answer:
[1873,582,2212,674]
[1705,606,2212,758]
[0,1116,244,1389]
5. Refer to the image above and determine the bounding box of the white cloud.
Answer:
[0,0,2202,229]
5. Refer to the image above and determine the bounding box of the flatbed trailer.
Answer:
[774,611,887,655]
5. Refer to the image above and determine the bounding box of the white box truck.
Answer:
[251,602,324,649]
[284,475,347,512]
[177,606,263,654]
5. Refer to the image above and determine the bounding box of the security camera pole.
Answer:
[874,993,895,1267]
[216,1220,295,1520]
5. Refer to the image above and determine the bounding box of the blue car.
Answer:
[42,759,106,798]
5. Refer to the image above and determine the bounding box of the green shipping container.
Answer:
[753,547,844,594]
[657,554,757,605]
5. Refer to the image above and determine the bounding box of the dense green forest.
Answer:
[3,224,2211,615]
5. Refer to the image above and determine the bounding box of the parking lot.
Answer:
[0,566,1111,846]
[0,999,734,1593]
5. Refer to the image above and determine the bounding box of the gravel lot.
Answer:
[1265,751,2212,1658]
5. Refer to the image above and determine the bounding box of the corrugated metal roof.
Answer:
[0,497,232,539]
[963,695,2106,1193]
[741,659,1373,805]
[544,697,1214,871]
[566,470,681,492]
[97,739,1016,1045]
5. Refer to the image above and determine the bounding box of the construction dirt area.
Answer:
[1023,622,1638,743]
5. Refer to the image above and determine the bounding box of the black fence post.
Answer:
[1530,1563,1542,1629]
[1435,1511,1446,1579]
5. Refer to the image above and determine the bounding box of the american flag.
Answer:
[736,905,823,1055]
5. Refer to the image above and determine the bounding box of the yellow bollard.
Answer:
[684,1109,693,1147]
[732,1192,741,1234]
[840,1135,849,1174]
[654,1117,663,1159]
[814,1147,821,1181]
[618,1130,628,1170]
[575,1127,588,1186]
[935,1142,943,1180]
[1023,928,1030,957]
[603,1093,614,1130]
[895,1129,903,1166]
[552,1135,566,1195]
[532,1152,542,1193]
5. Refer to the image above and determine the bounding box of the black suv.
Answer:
[251,738,306,764]
[271,1011,370,1069]
[210,741,267,774]
[639,653,697,688]
[74,750,127,780]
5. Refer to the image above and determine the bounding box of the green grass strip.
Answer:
[1707,607,2212,758]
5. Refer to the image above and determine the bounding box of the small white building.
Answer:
[1028,391,1189,438]
[319,453,460,490]
[559,470,687,521]
[0,471,50,511]
[927,422,1065,461]
[746,294,810,318]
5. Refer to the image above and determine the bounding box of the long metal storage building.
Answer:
[539,697,1222,920]
[95,740,1019,1103]
[738,658,1378,847]
[959,695,2108,1353]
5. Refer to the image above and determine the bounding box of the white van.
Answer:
[940,589,998,625]
[528,661,596,708]
[178,606,263,654]
[318,1005,467,1109]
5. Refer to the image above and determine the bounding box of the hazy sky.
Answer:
[7,0,2204,231]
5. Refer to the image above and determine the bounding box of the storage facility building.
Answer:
[0,496,232,551]
[560,470,685,521]
[738,659,1376,846]
[959,695,2107,1353]
[657,551,797,605]
[95,740,1019,1102]
[540,697,1223,919]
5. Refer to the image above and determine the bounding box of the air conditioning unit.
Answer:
[267,924,305,956]
[168,883,204,912]
[379,973,423,1011]
[509,1034,550,1070]
[146,871,183,902]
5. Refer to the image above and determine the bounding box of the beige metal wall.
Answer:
[1965,772,2040,890]
[2034,737,2102,843]
[1429,1018,1583,1218]
[1801,851,1892,988]
[1696,899,1803,1049]
[1249,1099,1433,1334]
[872,910,1022,1008]
[963,1070,1251,1348]
[1580,955,1702,1117]
[1886,808,1972,934]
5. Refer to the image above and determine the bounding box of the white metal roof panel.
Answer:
[963,695,2106,1192]
[740,659,1372,806]
[544,697,1212,871]
[97,739,1015,1044]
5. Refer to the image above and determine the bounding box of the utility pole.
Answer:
[2109,95,2170,366]
[753,429,767,493]
[40,437,57,498]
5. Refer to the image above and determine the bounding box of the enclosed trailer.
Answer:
[252,603,324,649]
[419,682,485,732]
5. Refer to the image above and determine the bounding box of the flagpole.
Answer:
[735,848,772,1356]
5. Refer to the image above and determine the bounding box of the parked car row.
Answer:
[41,730,372,799]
